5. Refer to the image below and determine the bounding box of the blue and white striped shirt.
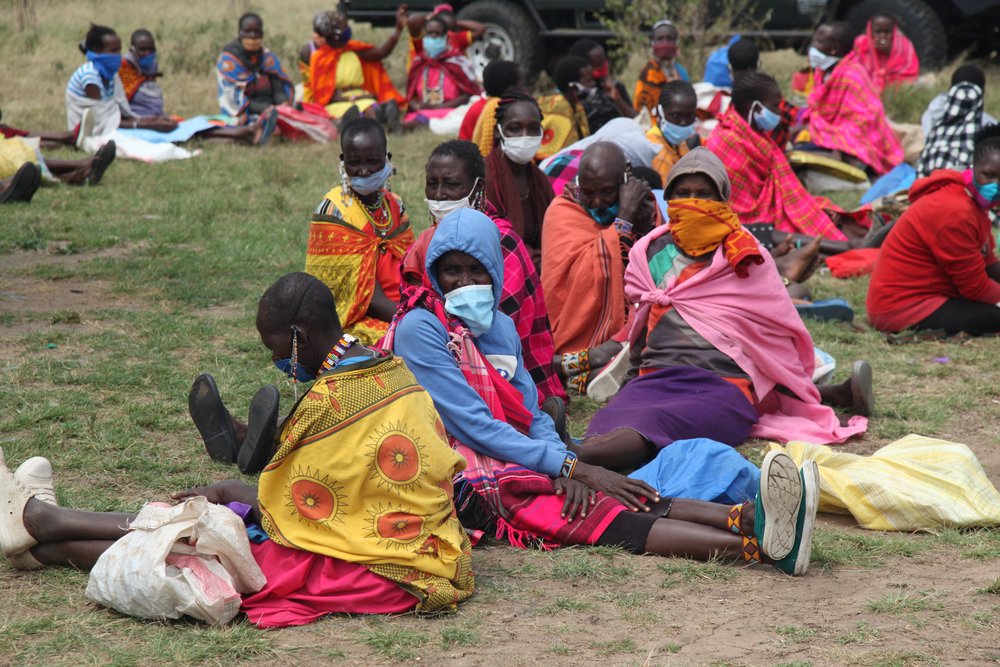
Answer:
[67,62,114,100]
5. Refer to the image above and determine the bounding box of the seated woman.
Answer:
[921,65,997,138]
[119,29,164,117]
[867,125,1000,336]
[633,20,689,122]
[706,72,865,249]
[402,140,567,408]
[535,56,591,159]
[304,118,413,345]
[67,24,178,139]
[300,9,406,126]
[566,39,634,133]
[484,94,553,267]
[917,70,989,177]
[648,81,701,185]
[404,15,482,125]
[800,22,903,176]
[385,207,818,576]
[851,14,919,92]
[465,60,525,147]
[579,148,870,478]
[216,13,289,127]
[0,272,474,626]
[407,4,486,62]
[542,143,658,394]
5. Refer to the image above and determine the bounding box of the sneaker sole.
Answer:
[759,451,802,561]
[792,461,820,576]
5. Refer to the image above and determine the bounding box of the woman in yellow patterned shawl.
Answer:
[305,118,414,345]
[1,273,473,630]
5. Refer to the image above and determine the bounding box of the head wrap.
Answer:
[664,146,731,201]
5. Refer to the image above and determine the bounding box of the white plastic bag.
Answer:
[85,496,266,625]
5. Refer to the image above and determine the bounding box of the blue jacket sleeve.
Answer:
[393,310,568,478]
[505,329,565,447]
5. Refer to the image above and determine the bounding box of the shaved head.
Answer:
[580,141,627,178]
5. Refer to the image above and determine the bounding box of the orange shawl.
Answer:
[540,196,626,353]
[118,59,148,101]
[308,41,404,107]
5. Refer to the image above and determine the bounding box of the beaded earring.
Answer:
[291,328,300,400]
[340,161,353,206]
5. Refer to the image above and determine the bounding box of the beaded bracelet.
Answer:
[560,451,578,479]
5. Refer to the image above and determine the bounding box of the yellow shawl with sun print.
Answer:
[257,354,474,611]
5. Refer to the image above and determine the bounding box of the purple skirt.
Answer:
[585,366,758,448]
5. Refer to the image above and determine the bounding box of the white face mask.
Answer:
[426,178,480,223]
[808,46,841,71]
[498,126,543,165]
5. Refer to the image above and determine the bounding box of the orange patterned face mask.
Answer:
[666,198,741,257]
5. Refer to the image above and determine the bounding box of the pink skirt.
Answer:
[241,540,418,628]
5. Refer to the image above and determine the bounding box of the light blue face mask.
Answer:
[444,284,495,337]
[424,35,448,58]
[349,160,392,196]
[808,45,840,71]
[273,357,315,382]
[751,102,781,132]
[659,119,696,146]
[586,201,619,226]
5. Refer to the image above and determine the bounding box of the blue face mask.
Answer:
[340,26,352,43]
[273,358,315,382]
[586,201,619,226]
[978,181,1000,201]
[751,102,781,132]
[138,53,157,73]
[87,51,123,81]
[424,35,448,58]
[444,284,495,337]
[350,160,393,196]
[658,119,696,147]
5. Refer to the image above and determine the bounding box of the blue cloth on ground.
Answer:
[703,36,740,88]
[117,116,217,144]
[861,163,916,205]
[627,437,760,504]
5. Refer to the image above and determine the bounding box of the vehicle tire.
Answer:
[844,0,947,69]
[458,0,543,79]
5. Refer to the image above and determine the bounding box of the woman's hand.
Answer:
[572,462,659,512]
[171,479,256,506]
[141,117,178,133]
[553,477,596,522]
[395,4,409,32]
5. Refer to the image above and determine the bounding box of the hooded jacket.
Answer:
[867,170,1000,332]
[392,209,568,477]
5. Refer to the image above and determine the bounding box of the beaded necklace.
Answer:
[317,333,360,375]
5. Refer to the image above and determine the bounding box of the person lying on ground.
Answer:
[305,118,413,345]
[383,207,819,575]
[541,142,658,395]
[799,21,903,176]
[300,9,406,128]
[867,124,1000,337]
[3,273,473,627]
[634,19,689,121]
[577,148,871,474]
[401,139,568,413]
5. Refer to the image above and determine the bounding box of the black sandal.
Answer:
[188,374,239,464]
[237,385,280,475]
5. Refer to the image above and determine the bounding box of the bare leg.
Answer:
[30,541,117,570]
[643,518,745,561]
[22,498,134,544]
[773,230,852,256]
[199,126,257,145]
[667,497,753,531]
[44,157,93,185]
[30,130,76,149]
[772,236,822,283]
[574,428,654,469]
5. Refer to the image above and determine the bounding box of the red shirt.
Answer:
[458,96,488,140]
[867,170,1000,332]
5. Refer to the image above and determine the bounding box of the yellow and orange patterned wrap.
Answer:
[258,354,474,611]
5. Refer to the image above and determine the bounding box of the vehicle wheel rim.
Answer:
[467,25,516,78]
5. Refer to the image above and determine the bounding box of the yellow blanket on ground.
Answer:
[258,354,474,611]
[769,434,1000,531]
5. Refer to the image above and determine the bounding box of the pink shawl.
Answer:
[806,53,904,175]
[853,21,919,92]
[626,224,867,445]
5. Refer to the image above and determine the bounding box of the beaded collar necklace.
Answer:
[317,333,360,375]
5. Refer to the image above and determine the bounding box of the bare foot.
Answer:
[770,236,794,258]
[774,236,822,283]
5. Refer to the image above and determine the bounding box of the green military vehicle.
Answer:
[345,0,1000,74]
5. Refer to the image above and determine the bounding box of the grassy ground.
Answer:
[2,2,1000,665]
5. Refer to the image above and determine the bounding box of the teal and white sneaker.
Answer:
[774,461,820,576]
[754,451,803,561]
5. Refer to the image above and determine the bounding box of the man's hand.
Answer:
[395,4,409,32]
[572,462,659,512]
[617,178,652,226]
[553,477,596,522]
[171,479,256,506]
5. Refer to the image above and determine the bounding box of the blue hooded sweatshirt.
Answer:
[391,208,568,477]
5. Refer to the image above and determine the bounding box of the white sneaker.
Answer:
[586,341,630,403]
[0,448,40,568]
[757,451,803,561]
